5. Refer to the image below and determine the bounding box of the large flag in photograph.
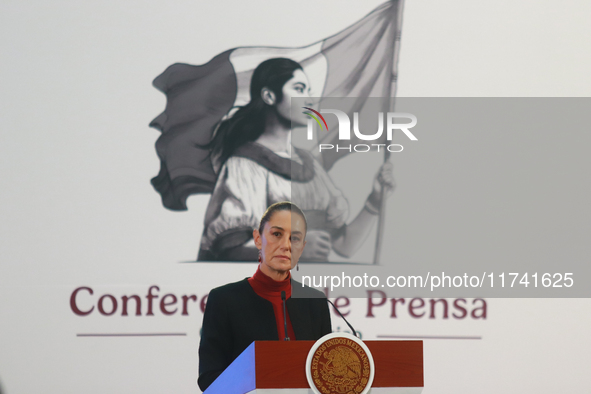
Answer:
[150,0,404,211]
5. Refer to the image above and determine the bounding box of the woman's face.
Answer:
[275,69,312,127]
[254,210,307,277]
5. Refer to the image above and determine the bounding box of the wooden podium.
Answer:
[203,340,423,393]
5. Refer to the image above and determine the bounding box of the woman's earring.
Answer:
[296,262,299,271]
[258,251,262,263]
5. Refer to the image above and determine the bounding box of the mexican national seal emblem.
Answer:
[306,333,375,394]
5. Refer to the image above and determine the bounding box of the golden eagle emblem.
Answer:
[307,335,373,394]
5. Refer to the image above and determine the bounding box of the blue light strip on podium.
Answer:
[204,342,256,394]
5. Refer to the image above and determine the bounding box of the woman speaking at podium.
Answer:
[198,202,331,391]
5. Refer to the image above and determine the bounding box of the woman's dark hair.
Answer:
[209,58,303,164]
[259,201,307,236]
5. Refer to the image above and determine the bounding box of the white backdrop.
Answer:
[1,0,590,393]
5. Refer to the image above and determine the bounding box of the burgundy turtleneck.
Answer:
[247,265,296,341]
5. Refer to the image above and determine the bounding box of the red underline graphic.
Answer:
[77,333,187,337]
[377,335,482,340]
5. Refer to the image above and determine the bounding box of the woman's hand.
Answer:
[300,230,332,262]
[333,162,396,257]
[371,161,395,198]
[362,161,395,215]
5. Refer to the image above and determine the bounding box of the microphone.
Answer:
[327,299,358,338]
[281,291,290,341]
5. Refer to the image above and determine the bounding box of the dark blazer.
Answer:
[198,278,331,391]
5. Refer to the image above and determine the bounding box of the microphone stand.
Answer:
[281,291,290,341]
[327,299,358,338]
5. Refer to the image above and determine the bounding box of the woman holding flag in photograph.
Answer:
[149,1,404,262]
[197,57,394,261]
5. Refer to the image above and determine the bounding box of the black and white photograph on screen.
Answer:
[149,1,402,263]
